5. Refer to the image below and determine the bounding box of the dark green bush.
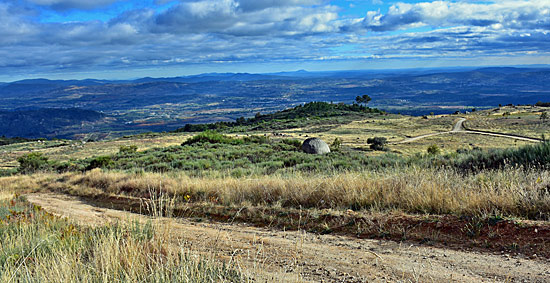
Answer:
[281,138,302,149]
[17,152,51,174]
[331,137,342,151]
[119,145,138,155]
[367,137,388,151]
[427,144,441,155]
[182,131,243,146]
[0,168,17,177]
[86,156,114,170]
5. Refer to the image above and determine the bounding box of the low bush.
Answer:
[86,156,114,170]
[454,141,550,171]
[17,152,51,174]
[367,137,388,151]
[427,144,441,155]
[182,131,243,146]
[118,145,138,155]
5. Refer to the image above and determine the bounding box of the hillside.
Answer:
[0,108,105,138]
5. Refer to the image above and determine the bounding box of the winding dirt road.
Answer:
[397,118,540,144]
[26,192,550,282]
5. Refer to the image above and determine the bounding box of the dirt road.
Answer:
[452,118,467,132]
[397,118,540,144]
[26,192,550,282]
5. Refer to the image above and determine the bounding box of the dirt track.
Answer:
[397,118,540,144]
[26,192,550,282]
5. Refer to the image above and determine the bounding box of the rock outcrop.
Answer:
[302,138,330,154]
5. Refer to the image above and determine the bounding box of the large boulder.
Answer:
[302,138,330,154]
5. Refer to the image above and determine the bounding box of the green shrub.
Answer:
[182,131,243,146]
[119,145,138,155]
[242,135,270,144]
[17,152,51,174]
[367,137,388,151]
[281,138,302,149]
[427,144,441,155]
[0,168,16,177]
[331,137,342,151]
[86,156,114,170]
[453,141,550,171]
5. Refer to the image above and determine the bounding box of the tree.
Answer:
[355,95,372,105]
[367,137,387,151]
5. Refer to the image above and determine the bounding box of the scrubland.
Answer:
[2,103,550,281]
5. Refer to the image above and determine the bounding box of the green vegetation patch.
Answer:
[111,136,394,176]
[15,132,550,177]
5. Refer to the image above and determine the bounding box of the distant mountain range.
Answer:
[0,67,549,139]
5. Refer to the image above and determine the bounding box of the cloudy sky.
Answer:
[0,0,549,81]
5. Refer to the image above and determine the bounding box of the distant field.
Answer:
[465,105,550,139]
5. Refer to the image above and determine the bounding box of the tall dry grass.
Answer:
[4,167,550,220]
[0,196,245,282]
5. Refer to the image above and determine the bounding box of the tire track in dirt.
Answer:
[26,192,550,282]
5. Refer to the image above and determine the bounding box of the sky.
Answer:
[0,0,549,81]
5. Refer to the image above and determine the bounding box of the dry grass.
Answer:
[466,106,550,139]
[0,191,14,201]
[391,132,532,155]
[279,114,461,155]
[0,196,245,282]
[5,167,550,220]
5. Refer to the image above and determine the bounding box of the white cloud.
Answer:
[358,0,550,31]
[0,0,549,77]
[152,0,340,36]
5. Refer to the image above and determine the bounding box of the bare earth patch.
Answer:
[27,192,550,282]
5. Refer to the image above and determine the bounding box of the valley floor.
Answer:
[27,192,550,282]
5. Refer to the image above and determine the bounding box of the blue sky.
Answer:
[0,0,549,81]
